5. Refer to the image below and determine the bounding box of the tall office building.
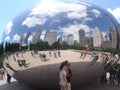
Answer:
[32,26,43,44]
[93,27,103,47]
[20,31,30,45]
[78,29,86,45]
[67,34,74,45]
[86,37,93,47]
[109,26,117,49]
[118,23,120,49]
[23,32,30,44]
[58,36,63,45]
[44,31,57,46]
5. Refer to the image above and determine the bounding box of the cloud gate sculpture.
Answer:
[1,1,120,89]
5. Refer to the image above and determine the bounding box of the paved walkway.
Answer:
[0,79,120,90]
[2,50,118,89]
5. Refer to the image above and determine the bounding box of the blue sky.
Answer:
[0,0,120,42]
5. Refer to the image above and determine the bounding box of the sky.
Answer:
[0,0,120,42]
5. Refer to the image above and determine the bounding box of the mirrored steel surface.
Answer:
[1,1,120,89]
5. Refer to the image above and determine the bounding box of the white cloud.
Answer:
[91,9,101,18]
[102,32,107,37]
[59,23,91,41]
[5,21,13,35]
[22,16,47,28]
[22,1,90,27]
[28,35,33,42]
[107,7,120,23]
[53,19,60,23]
[5,36,10,41]
[13,34,20,42]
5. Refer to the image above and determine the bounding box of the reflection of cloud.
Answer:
[22,16,47,28]
[5,36,10,41]
[91,9,101,18]
[28,35,33,42]
[53,19,60,23]
[82,17,93,22]
[22,1,94,27]
[102,32,107,37]
[107,7,120,23]
[5,21,13,35]
[13,34,20,41]
[59,23,91,41]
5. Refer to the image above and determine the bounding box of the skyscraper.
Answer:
[78,29,86,45]
[67,34,74,45]
[58,36,63,45]
[44,31,57,46]
[109,26,117,49]
[93,27,103,47]
[32,26,43,44]
[19,31,30,45]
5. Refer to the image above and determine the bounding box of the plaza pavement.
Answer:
[2,49,120,89]
[0,79,120,90]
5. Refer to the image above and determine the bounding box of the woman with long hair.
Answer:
[59,65,68,90]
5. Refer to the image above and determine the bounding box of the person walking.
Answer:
[7,73,11,83]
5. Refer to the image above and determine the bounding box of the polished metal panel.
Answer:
[1,1,119,89]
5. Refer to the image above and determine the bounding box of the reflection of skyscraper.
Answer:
[32,26,43,44]
[58,36,63,45]
[93,27,102,47]
[24,32,30,44]
[78,29,86,45]
[86,37,93,47]
[44,31,57,46]
[67,34,74,45]
[109,26,117,49]
[20,31,30,45]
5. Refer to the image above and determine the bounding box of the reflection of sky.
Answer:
[2,1,118,43]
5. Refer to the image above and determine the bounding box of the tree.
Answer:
[52,41,61,49]
[0,42,4,57]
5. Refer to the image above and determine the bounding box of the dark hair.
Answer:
[64,60,68,64]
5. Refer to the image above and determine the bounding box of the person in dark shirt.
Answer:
[66,63,72,90]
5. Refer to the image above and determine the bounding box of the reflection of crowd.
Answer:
[98,53,120,85]
[30,49,61,61]
[100,66,120,85]
[0,67,5,80]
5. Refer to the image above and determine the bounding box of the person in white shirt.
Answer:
[59,65,67,90]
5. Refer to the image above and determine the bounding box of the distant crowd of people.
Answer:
[0,67,5,80]
[0,66,12,84]
[31,49,61,61]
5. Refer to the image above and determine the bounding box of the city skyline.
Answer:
[0,0,120,42]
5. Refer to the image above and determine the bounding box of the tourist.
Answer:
[59,65,67,90]
[80,51,83,58]
[83,51,87,59]
[66,63,72,90]
[53,50,57,58]
[117,68,120,85]
[49,50,52,57]
[109,68,116,85]
[7,73,11,83]
[31,52,34,57]
[90,53,99,65]
[58,50,61,57]
[42,53,46,61]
